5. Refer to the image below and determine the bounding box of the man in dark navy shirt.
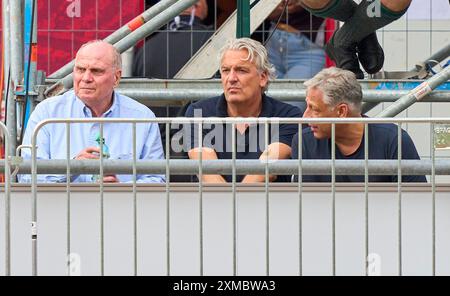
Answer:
[184,38,302,183]
[291,67,426,183]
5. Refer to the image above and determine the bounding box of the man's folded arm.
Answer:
[188,147,227,183]
[242,142,292,183]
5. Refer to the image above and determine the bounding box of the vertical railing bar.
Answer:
[331,123,336,276]
[298,123,302,276]
[214,0,217,30]
[66,122,71,275]
[429,0,432,59]
[397,123,402,276]
[166,20,169,77]
[100,123,105,276]
[4,125,11,276]
[232,122,237,276]
[405,7,409,72]
[132,122,137,276]
[431,123,436,276]
[198,121,203,276]
[429,99,435,276]
[166,122,171,276]
[364,123,369,276]
[2,0,11,267]
[265,120,269,276]
[31,124,38,276]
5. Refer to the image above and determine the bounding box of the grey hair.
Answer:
[304,67,362,113]
[219,38,276,91]
[77,40,122,70]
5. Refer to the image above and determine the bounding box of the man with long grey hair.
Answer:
[291,67,425,182]
[184,37,302,183]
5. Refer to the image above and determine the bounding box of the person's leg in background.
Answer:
[266,27,325,112]
[300,0,411,78]
[284,33,325,79]
[381,0,412,12]
[283,32,325,112]
[266,26,287,79]
[301,0,363,77]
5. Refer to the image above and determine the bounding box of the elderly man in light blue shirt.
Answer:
[19,40,165,183]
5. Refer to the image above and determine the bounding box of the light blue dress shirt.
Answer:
[19,90,165,183]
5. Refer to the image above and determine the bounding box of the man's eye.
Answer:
[92,69,105,75]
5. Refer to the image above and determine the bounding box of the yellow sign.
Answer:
[434,124,450,150]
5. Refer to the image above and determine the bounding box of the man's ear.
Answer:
[114,69,122,88]
[259,71,269,89]
[337,103,349,118]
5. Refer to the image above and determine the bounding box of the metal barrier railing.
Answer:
[0,122,11,276]
[4,117,450,275]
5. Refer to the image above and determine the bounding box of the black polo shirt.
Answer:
[184,94,302,182]
[291,123,427,182]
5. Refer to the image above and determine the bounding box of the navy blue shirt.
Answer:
[185,94,302,182]
[291,123,427,182]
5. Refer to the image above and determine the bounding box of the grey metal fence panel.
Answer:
[13,117,450,276]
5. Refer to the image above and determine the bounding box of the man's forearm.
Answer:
[241,142,292,183]
[241,174,277,183]
[201,175,227,183]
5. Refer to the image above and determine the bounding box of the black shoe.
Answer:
[325,31,364,79]
[357,33,384,74]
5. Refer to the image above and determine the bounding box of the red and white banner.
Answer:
[1,0,144,76]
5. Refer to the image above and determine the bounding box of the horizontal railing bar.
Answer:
[45,78,450,89]
[113,89,450,103]
[28,117,450,126]
[8,159,450,175]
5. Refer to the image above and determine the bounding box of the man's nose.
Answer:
[81,70,93,81]
[228,69,238,82]
[303,107,311,118]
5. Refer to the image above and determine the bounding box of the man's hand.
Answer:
[102,175,119,183]
[268,0,305,20]
[188,147,227,183]
[75,147,119,183]
[242,142,292,183]
[74,147,102,160]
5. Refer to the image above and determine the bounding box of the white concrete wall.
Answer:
[1,184,450,276]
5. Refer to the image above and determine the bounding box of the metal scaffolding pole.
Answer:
[7,0,23,154]
[22,0,38,134]
[363,42,450,114]
[45,0,198,98]
[236,0,250,38]
[377,66,450,118]
[48,0,180,79]
[111,88,450,104]
[94,78,450,92]
[425,42,450,65]
[2,0,11,103]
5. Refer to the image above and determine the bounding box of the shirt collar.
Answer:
[259,93,273,117]
[216,94,229,117]
[216,93,272,118]
[77,92,119,118]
